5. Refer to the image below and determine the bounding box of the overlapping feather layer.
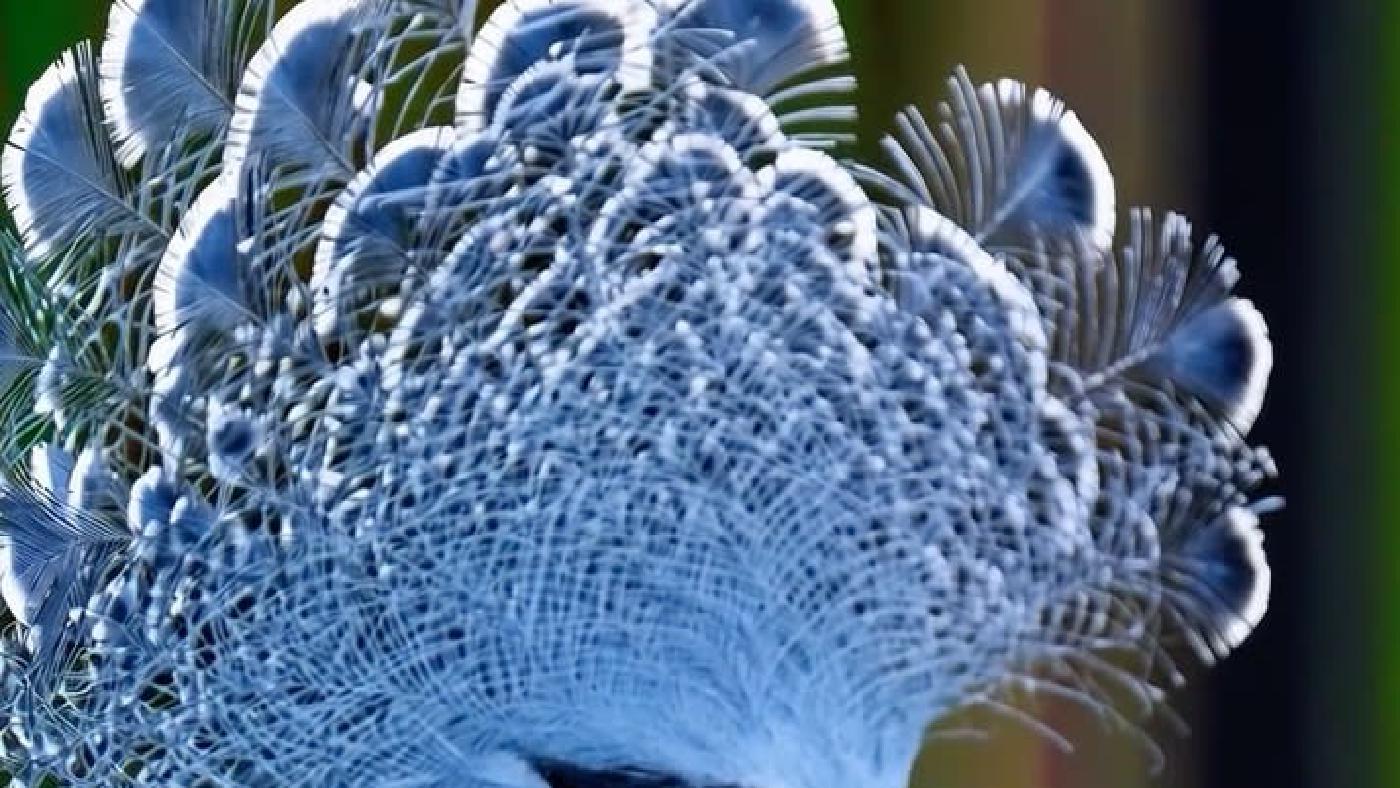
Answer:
[0,1,1275,786]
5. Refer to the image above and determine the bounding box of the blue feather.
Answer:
[148,176,243,378]
[223,0,378,181]
[0,446,128,663]
[457,0,657,130]
[865,68,1116,252]
[1145,298,1273,430]
[313,126,453,337]
[1,46,152,259]
[99,0,273,167]
[1167,505,1273,660]
[665,0,847,95]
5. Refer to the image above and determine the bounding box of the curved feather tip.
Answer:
[1148,298,1273,432]
[458,0,658,130]
[1177,506,1272,660]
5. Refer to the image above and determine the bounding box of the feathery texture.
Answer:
[0,1,1276,786]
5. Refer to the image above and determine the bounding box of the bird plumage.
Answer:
[0,1,1276,786]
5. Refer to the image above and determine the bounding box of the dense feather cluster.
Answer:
[0,1,1276,786]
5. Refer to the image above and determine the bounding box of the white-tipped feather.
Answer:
[661,0,848,95]
[865,68,1116,253]
[313,126,454,337]
[987,79,1116,250]
[223,0,374,181]
[764,147,878,277]
[0,446,127,651]
[456,0,658,130]
[677,81,785,159]
[1174,506,1272,660]
[899,205,1048,357]
[2,47,135,258]
[100,0,267,167]
[1026,211,1269,429]
[149,176,242,377]
[1149,298,1273,432]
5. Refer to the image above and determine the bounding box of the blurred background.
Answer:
[0,0,1382,786]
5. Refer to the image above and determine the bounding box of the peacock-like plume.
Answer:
[0,1,1276,786]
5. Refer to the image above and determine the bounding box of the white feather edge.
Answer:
[98,0,207,168]
[456,0,658,132]
[659,0,848,87]
[98,0,148,167]
[148,175,237,378]
[762,146,877,279]
[2,52,85,259]
[587,131,752,255]
[987,77,1117,252]
[773,0,847,66]
[312,126,455,337]
[903,205,1049,363]
[682,80,784,154]
[1208,506,1272,656]
[223,0,365,180]
[0,446,74,625]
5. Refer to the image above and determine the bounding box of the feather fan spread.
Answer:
[0,1,1276,786]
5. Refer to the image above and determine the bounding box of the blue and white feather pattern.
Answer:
[0,1,1277,786]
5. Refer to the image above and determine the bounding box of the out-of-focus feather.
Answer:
[205,399,259,483]
[862,68,1115,253]
[1165,504,1273,661]
[1142,299,1272,431]
[2,46,156,259]
[100,0,273,167]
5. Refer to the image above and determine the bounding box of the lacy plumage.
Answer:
[0,1,1276,786]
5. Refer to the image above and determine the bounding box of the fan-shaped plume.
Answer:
[1167,504,1274,660]
[0,446,128,667]
[2,46,145,258]
[148,175,242,377]
[224,0,379,181]
[100,0,273,167]
[457,0,658,130]
[662,0,848,95]
[312,126,454,336]
[862,67,1116,253]
[0,1,1278,786]
[1143,298,1272,431]
[1010,210,1273,432]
